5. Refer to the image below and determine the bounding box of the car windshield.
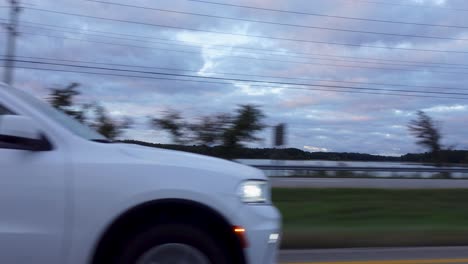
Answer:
[9,88,106,141]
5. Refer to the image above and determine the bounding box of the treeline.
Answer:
[47,83,267,147]
[120,140,468,164]
[401,150,468,164]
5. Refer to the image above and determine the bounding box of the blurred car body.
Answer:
[0,83,281,264]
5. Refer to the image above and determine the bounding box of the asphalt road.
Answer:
[279,246,468,263]
[270,177,468,189]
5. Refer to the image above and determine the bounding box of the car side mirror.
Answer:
[0,115,52,151]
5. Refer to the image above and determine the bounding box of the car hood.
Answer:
[113,143,266,180]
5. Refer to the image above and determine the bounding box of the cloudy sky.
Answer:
[1,0,468,155]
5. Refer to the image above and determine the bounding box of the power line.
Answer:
[7,18,468,68]
[23,7,468,54]
[6,54,468,91]
[20,24,416,67]
[7,58,468,97]
[85,0,468,42]
[17,31,468,75]
[186,0,468,29]
[17,23,468,71]
[6,64,468,100]
[348,0,468,12]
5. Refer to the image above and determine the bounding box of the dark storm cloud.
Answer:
[3,0,468,154]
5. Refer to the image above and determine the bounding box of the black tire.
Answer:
[115,224,230,264]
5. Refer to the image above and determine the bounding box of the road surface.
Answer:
[279,246,468,263]
[270,177,468,189]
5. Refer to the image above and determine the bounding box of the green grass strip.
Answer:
[273,188,468,248]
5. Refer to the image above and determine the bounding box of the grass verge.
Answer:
[273,188,468,249]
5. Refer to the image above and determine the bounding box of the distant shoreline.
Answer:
[120,140,468,164]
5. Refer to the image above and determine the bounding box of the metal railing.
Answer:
[252,165,468,173]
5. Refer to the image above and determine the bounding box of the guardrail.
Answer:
[252,165,468,173]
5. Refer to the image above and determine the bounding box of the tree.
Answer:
[91,104,130,140]
[408,110,442,162]
[151,105,266,148]
[47,83,132,140]
[190,113,232,146]
[151,110,189,144]
[222,105,266,148]
[48,82,87,123]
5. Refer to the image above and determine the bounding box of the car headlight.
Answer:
[238,180,269,204]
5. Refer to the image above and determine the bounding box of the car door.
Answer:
[0,102,67,264]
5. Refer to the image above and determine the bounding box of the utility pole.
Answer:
[3,0,21,85]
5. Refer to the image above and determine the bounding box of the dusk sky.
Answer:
[1,0,468,155]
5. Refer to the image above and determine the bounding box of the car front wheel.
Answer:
[116,224,230,264]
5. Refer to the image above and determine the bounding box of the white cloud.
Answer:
[423,105,467,113]
[235,83,283,96]
[304,146,329,152]
[411,0,447,6]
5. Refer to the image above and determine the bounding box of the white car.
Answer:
[0,83,281,264]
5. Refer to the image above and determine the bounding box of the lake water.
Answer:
[236,159,468,178]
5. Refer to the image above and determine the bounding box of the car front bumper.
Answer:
[236,204,282,264]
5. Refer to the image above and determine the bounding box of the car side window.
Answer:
[0,104,20,149]
[0,104,14,115]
